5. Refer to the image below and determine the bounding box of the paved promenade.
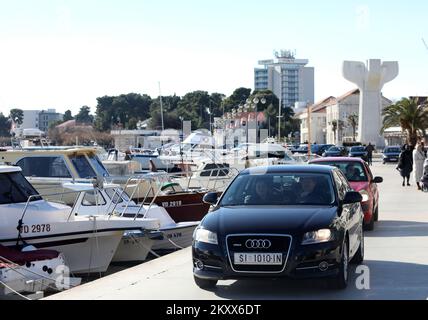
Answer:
[47,161,428,300]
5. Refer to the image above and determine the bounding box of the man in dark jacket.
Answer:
[366,143,375,166]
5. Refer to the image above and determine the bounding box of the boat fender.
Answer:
[21,245,37,252]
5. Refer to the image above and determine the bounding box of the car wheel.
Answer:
[351,228,364,264]
[374,206,379,222]
[329,240,349,290]
[194,276,218,290]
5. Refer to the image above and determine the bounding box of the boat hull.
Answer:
[0,229,124,274]
[142,192,216,223]
[152,223,198,251]
[112,232,155,263]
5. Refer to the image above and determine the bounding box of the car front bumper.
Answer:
[192,239,343,281]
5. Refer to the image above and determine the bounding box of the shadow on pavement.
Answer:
[212,260,428,300]
[366,220,428,238]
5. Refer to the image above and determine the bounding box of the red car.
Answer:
[309,157,383,230]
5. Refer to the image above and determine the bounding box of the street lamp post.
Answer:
[179,116,184,164]
[246,96,267,143]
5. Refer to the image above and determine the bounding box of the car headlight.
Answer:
[194,228,218,245]
[359,190,370,202]
[302,229,333,245]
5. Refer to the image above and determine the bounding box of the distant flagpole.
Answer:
[158,82,165,131]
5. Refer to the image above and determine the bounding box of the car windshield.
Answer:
[313,161,368,182]
[328,147,340,152]
[351,147,365,152]
[385,148,400,153]
[220,173,335,206]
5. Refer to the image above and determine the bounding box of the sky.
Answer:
[0,0,427,116]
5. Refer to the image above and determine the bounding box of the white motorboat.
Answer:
[0,166,160,274]
[0,244,81,297]
[64,182,199,254]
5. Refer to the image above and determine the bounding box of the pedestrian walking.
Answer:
[413,142,426,190]
[366,142,375,166]
[397,144,413,187]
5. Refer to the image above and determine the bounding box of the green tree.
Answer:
[222,88,252,113]
[176,91,212,129]
[75,106,94,124]
[0,113,11,136]
[95,93,152,131]
[150,95,181,129]
[347,114,359,142]
[127,117,139,130]
[9,108,24,125]
[63,110,74,121]
[382,97,428,146]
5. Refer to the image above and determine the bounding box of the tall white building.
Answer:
[254,50,315,109]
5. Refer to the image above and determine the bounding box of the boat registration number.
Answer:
[20,224,51,234]
[161,201,182,208]
[234,253,283,265]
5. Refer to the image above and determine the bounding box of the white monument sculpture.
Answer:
[343,59,399,147]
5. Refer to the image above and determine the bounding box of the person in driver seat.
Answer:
[298,176,325,204]
[345,163,360,181]
[245,178,271,204]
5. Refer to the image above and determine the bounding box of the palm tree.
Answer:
[347,114,359,142]
[382,97,428,146]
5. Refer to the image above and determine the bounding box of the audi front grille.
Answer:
[225,234,292,273]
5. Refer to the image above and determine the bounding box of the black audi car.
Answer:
[192,165,364,290]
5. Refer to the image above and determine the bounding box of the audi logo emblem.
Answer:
[245,239,272,249]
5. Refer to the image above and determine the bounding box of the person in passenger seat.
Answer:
[298,176,325,204]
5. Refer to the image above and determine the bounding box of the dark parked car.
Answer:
[323,146,349,157]
[294,144,309,154]
[311,144,334,156]
[349,146,368,162]
[382,146,401,164]
[294,144,333,156]
[193,165,364,290]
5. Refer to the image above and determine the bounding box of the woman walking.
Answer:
[413,142,426,190]
[397,144,413,186]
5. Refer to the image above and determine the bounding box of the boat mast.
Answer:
[158,82,165,132]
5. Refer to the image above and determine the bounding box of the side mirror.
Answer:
[373,176,383,184]
[343,191,363,205]
[203,192,218,205]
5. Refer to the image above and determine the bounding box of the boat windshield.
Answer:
[69,154,97,179]
[88,154,110,177]
[0,172,42,204]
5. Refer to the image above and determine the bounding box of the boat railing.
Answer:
[19,189,88,227]
[19,184,149,225]
[117,165,239,203]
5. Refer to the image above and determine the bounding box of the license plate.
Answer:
[234,253,283,265]
[390,158,397,161]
